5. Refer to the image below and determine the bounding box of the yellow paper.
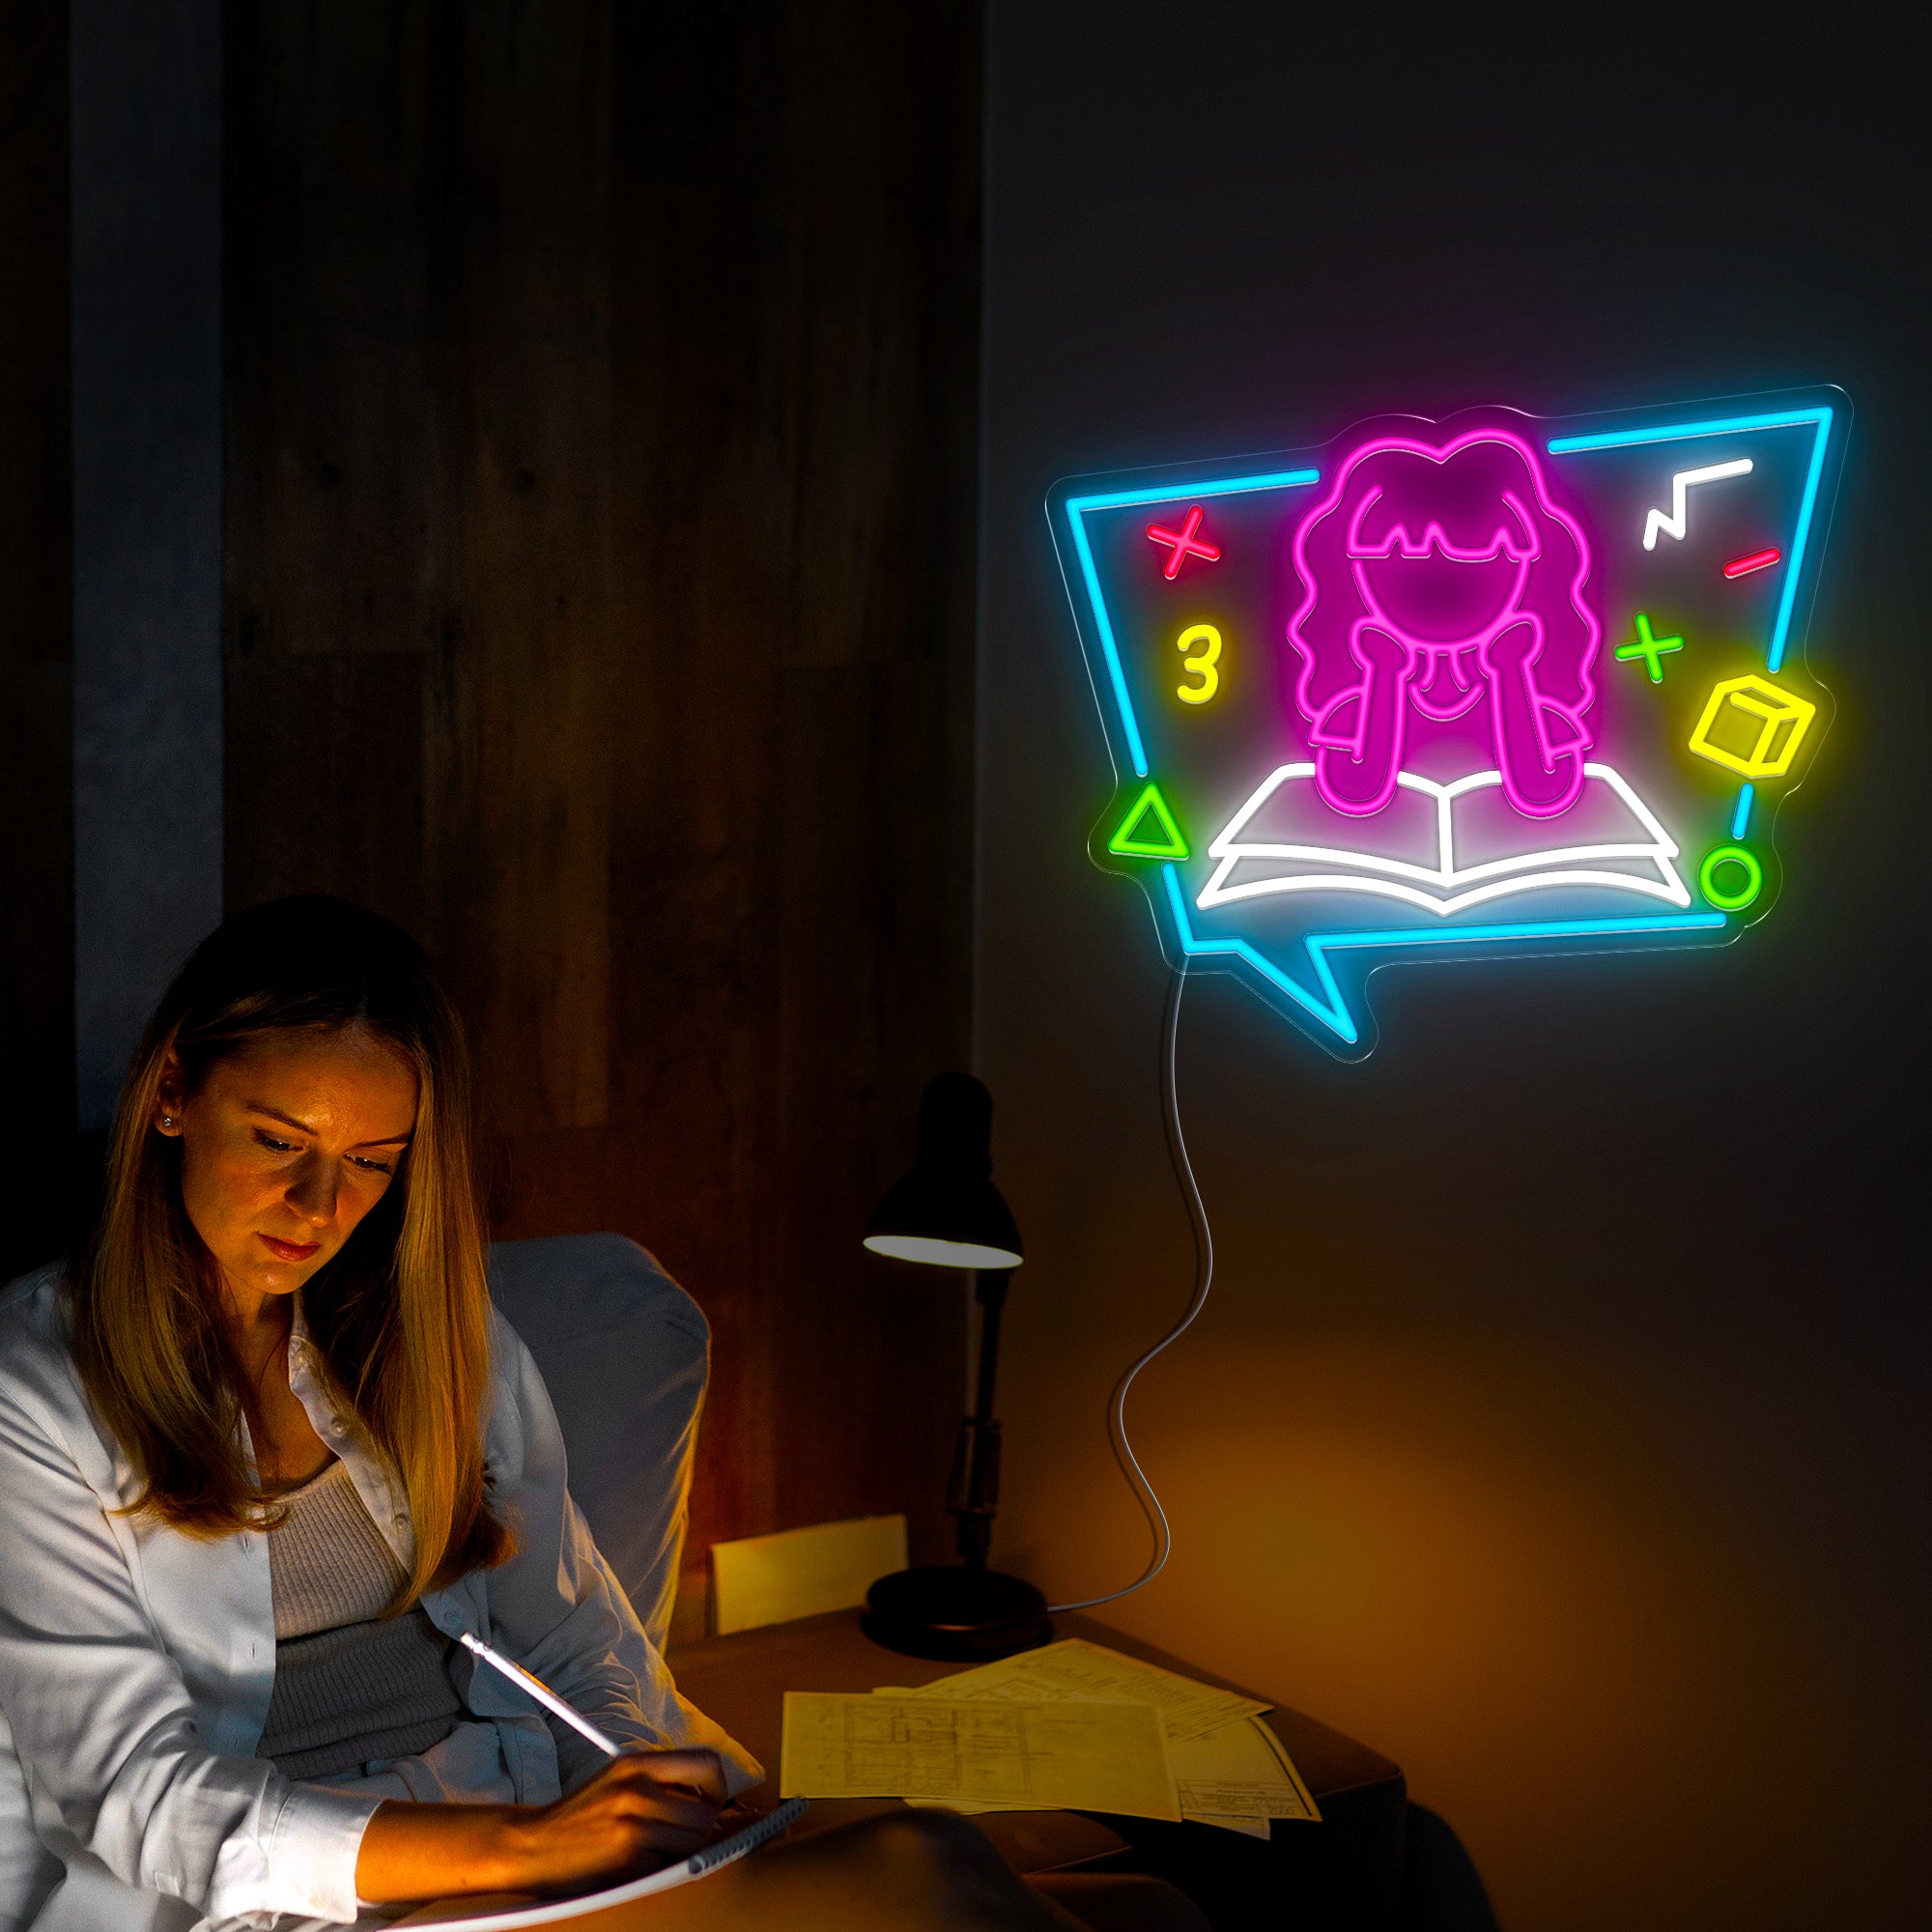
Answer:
[1170,1715,1321,1823]
[876,1644,1318,1833]
[909,1638,1269,1745]
[896,1714,1319,1832]
[709,1516,907,1634]
[903,1792,1277,1838]
[781,1692,1181,1822]
[1189,1811,1271,1839]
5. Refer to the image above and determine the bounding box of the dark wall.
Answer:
[70,0,224,1131]
[980,10,1929,1929]
[222,3,982,1588]
[0,0,71,1279]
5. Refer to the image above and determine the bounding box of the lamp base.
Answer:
[862,1566,1054,1662]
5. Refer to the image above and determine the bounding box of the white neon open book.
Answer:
[1196,762,1690,916]
[388,1798,809,1928]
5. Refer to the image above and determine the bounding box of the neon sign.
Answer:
[1048,390,1846,1056]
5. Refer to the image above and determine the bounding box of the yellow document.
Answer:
[1187,1811,1271,1839]
[877,1642,1319,1835]
[781,1692,1181,1822]
[1169,1715,1320,1824]
[710,1515,907,1634]
[912,1638,1269,1745]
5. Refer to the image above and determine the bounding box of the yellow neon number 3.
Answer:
[1176,623,1221,704]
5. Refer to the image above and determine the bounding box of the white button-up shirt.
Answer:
[0,1266,758,1930]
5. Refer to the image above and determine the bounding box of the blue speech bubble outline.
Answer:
[1050,399,1842,1049]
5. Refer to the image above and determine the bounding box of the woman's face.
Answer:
[157,1025,420,1310]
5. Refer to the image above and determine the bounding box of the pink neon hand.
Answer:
[1315,625,1412,815]
[1482,618,1584,817]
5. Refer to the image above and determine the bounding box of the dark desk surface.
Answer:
[668,1607,1407,1930]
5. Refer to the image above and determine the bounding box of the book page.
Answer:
[1198,761,1689,913]
[1444,763,1673,886]
[781,1691,1180,1821]
[907,1637,1268,1744]
[1220,762,1444,873]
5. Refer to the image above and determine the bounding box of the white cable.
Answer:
[1047,960,1213,1613]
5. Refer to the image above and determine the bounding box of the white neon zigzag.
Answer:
[1195,762,1692,918]
[1641,458,1753,550]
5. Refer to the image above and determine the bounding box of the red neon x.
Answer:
[1147,505,1221,579]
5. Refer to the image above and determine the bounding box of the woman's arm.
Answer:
[0,1371,376,1921]
[468,1316,761,1794]
[0,1338,724,1918]
[355,1747,727,1904]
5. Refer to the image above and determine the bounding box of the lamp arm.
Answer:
[971,1268,1009,1420]
[945,1269,1012,1570]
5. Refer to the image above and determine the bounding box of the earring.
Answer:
[160,1115,175,1129]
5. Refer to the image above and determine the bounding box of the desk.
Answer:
[667,1607,1407,1932]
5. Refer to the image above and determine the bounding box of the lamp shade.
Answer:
[863,1073,1023,1270]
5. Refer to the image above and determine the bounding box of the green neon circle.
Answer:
[1698,844,1763,911]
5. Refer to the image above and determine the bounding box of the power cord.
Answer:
[1047,959,1214,1613]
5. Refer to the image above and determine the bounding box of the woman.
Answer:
[0,899,1155,1930]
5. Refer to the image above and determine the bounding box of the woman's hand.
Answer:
[355,1747,729,1905]
[501,1747,729,1893]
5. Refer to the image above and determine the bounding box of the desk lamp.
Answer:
[860,1073,1052,1661]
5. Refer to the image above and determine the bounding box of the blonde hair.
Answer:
[66,896,512,1605]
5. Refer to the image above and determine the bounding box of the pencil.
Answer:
[458,1630,622,1758]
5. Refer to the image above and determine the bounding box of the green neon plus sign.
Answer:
[1615,612,1684,684]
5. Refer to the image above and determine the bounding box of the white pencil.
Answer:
[458,1630,621,1758]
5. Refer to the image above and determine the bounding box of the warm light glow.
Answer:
[863,1234,1025,1269]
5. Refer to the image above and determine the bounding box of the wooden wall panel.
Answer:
[224,2,980,1584]
[0,0,73,1279]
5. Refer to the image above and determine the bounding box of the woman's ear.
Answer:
[155,1052,187,1135]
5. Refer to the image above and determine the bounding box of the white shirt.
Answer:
[0,1266,758,1930]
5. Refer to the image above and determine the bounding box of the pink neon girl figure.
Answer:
[1287,425,1601,818]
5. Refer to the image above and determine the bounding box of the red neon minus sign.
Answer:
[1723,547,1781,579]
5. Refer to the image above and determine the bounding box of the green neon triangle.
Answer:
[1108,782,1188,860]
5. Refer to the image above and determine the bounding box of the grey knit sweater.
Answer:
[257,1459,463,1779]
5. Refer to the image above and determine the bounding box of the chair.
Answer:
[485,1232,709,1653]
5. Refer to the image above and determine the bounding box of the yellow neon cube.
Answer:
[1687,673,1817,780]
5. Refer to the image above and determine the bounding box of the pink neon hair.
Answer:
[1287,425,1601,818]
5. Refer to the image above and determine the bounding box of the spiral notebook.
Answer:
[387,1798,809,1927]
